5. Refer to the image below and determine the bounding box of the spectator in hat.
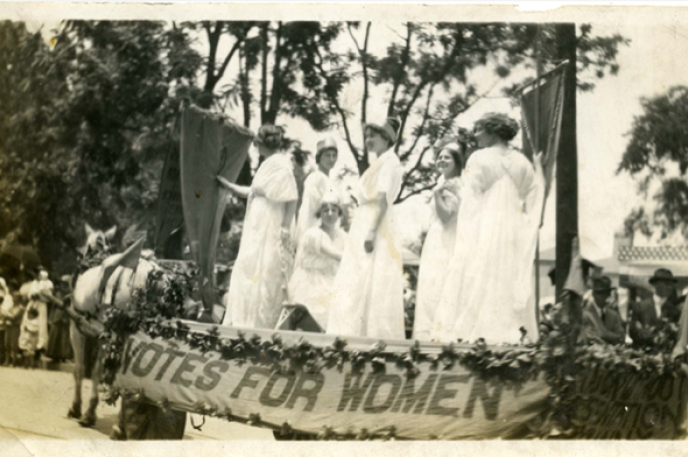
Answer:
[579,276,625,344]
[295,138,338,246]
[19,267,52,367]
[629,268,685,348]
[46,276,74,363]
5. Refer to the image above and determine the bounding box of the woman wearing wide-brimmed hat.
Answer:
[288,191,346,329]
[295,138,338,246]
[218,124,298,329]
[326,118,406,339]
[431,112,544,344]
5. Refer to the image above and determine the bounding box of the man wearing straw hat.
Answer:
[579,276,625,344]
[629,268,685,348]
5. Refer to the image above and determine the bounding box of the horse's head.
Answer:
[79,223,117,258]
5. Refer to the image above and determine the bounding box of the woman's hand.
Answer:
[533,151,544,173]
[280,228,291,244]
[217,175,235,192]
[364,230,375,253]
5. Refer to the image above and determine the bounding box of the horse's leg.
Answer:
[68,321,84,420]
[79,342,101,427]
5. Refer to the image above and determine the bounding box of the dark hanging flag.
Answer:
[180,105,254,311]
[519,63,567,220]
[154,121,185,260]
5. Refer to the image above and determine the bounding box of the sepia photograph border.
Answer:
[1,1,688,456]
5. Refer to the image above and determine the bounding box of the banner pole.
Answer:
[554,23,579,302]
[534,25,543,321]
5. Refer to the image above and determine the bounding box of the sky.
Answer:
[23,17,688,262]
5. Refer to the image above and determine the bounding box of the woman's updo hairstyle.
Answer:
[474,113,520,143]
[255,124,285,150]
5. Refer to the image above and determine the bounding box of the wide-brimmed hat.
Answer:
[591,275,615,292]
[316,138,338,164]
[316,138,338,155]
[365,117,401,145]
[649,268,678,285]
[319,190,341,208]
[316,190,342,218]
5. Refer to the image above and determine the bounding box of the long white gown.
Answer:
[222,153,298,329]
[295,170,331,246]
[413,176,461,341]
[326,150,405,339]
[430,145,543,344]
[288,225,346,328]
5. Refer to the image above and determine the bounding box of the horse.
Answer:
[68,224,162,427]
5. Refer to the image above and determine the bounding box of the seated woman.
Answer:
[288,191,346,329]
[218,124,298,329]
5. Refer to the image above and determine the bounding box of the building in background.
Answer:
[538,231,688,322]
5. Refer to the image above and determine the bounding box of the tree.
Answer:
[0,20,203,273]
[617,85,688,239]
[316,22,629,202]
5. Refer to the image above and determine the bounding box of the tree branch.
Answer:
[312,44,363,172]
[394,80,428,153]
[397,144,434,200]
[388,23,412,117]
[399,83,435,161]
[347,22,372,156]
[203,22,222,93]
[267,22,284,123]
[397,182,434,203]
[216,37,244,86]
[259,22,269,123]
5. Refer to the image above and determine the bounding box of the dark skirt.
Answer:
[47,322,73,360]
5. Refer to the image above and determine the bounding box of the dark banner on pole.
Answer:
[520,65,566,208]
[180,105,253,311]
[154,125,184,259]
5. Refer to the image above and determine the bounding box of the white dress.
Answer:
[288,225,346,328]
[295,170,331,246]
[430,145,543,344]
[413,176,461,341]
[19,279,52,352]
[326,150,405,339]
[222,153,298,329]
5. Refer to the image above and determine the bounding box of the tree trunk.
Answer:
[554,23,578,300]
[259,23,269,124]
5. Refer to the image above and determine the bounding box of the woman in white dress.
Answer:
[413,140,466,341]
[218,124,298,329]
[295,138,338,245]
[431,113,544,344]
[327,118,406,340]
[288,191,346,329]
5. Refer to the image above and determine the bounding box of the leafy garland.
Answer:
[93,272,688,440]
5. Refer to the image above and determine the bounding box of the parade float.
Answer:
[60,33,688,440]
